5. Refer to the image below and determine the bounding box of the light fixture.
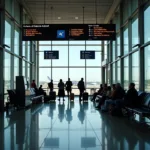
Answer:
[58,17,61,19]
[75,17,78,19]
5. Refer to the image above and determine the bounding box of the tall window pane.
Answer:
[69,46,85,66]
[132,17,139,49]
[22,61,26,77]
[117,35,120,56]
[104,41,107,60]
[27,42,31,61]
[52,68,68,85]
[123,27,129,55]
[86,68,101,89]
[4,52,11,94]
[52,46,68,66]
[112,41,116,61]
[39,51,51,67]
[144,6,150,43]
[132,52,139,90]
[5,19,11,49]
[117,60,121,83]
[124,57,129,90]
[39,68,51,89]
[86,46,101,66]
[112,63,116,83]
[14,27,20,55]
[69,68,85,89]
[145,46,150,91]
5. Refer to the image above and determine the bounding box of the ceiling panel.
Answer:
[22,0,115,24]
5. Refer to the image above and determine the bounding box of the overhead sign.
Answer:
[44,51,59,59]
[22,24,116,41]
[80,51,95,59]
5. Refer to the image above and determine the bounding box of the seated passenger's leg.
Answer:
[101,99,115,111]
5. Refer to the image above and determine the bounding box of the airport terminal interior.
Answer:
[0,0,150,149]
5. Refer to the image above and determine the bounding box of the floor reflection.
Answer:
[1,97,150,150]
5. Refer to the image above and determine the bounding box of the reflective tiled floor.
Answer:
[0,97,150,150]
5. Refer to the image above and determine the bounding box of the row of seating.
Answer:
[125,91,150,118]
[6,89,44,110]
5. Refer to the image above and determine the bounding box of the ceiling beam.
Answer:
[104,0,121,23]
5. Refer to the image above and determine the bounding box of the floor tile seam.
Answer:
[87,117,103,146]
[39,117,58,148]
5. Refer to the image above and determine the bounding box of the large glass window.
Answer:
[144,46,150,91]
[27,42,31,61]
[39,68,51,86]
[112,41,116,61]
[144,6,150,43]
[104,41,107,60]
[5,19,11,49]
[52,68,68,85]
[39,52,51,67]
[132,17,139,49]
[38,41,102,94]
[124,57,129,90]
[132,52,139,90]
[86,46,101,66]
[123,27,129,55]
[69,68,85,89]
[112,63,116,83]
[4,52,11,94]
[22,61,26,77]
[117,35,120,56]
[52,46,68,66]
[86,68,101,88]
[117,60,121,83]
[14,27,20,55]
[69,46,85,66]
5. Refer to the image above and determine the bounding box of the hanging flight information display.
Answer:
[44,51,59,59]
[23,24,51,41]
[80,51,95,59]
[22,24,116,41]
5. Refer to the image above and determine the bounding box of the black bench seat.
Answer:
[125,92,150,117]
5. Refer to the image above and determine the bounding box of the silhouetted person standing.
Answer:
[58,79,65,101]
[78,78,85,101]
[65,78,73,97]
[48,80,53,92]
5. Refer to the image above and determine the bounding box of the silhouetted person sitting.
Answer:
[58,79,65,101]
[91,84,103,101]
[39,85,46,96]
[101,83,125,111]
[65,78,73,97]
[124,83,138,108]
[95,86,111,108]
[31,80,37,89]
[48,80,53,92]
[78,78,85,101]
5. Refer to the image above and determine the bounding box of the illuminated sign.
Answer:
[22,24,116,41]
[44,51,59,59]
[80,51,95,59]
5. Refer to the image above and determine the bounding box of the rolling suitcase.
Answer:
[70,93,74,101]
[49,91,56,100]
[83,92,88,101]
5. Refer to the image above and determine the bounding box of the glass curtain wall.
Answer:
[39,41,102,95]
[4,0,33,104]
